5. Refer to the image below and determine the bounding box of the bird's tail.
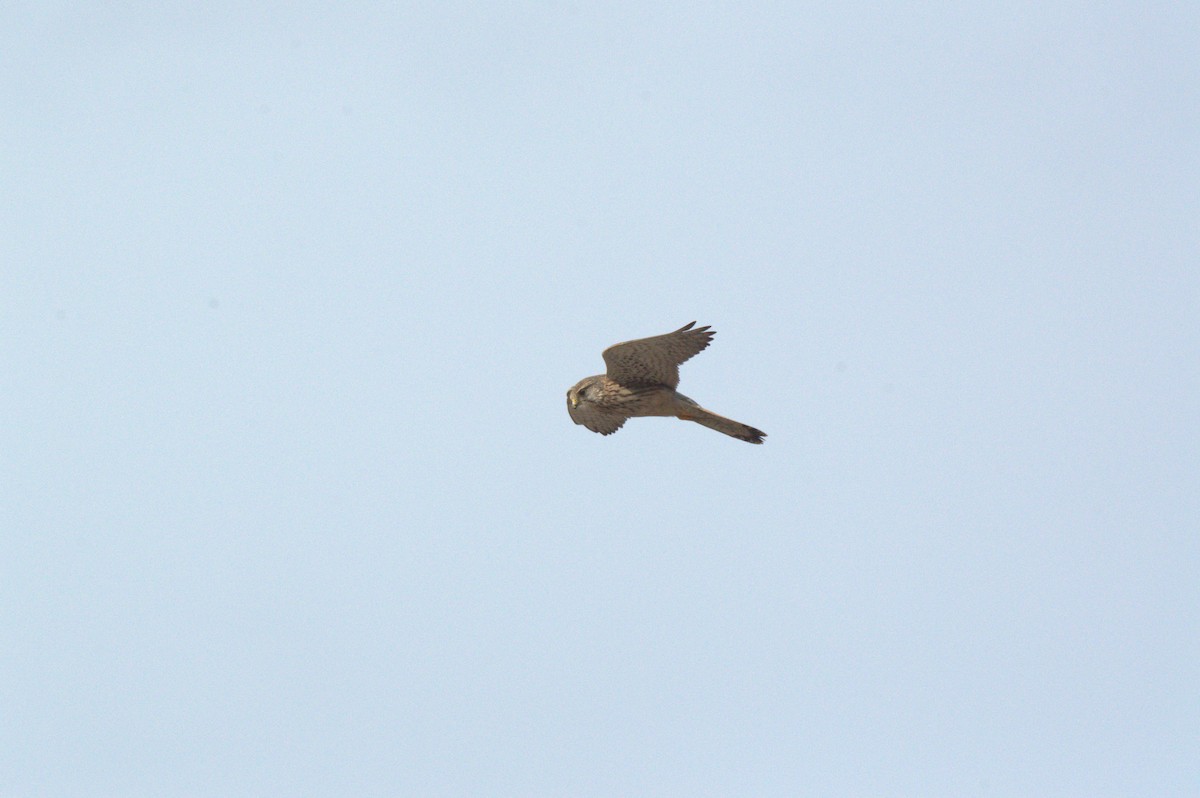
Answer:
[677,402,766,444]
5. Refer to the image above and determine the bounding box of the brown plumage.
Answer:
[566,322,766,444]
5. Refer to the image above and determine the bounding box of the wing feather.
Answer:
[566,397,628,435]
[601,321,714,389]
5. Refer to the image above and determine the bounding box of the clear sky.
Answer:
[3,2,1197,796]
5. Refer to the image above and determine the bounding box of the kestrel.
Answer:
[566,322,766,444]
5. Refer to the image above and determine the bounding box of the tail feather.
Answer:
[679,406,766,444]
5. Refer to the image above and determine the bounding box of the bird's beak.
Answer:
[570,396,578,408]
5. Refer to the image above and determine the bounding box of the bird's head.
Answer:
[566,378,596,410]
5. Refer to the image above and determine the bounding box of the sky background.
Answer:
[3,2,1198,796]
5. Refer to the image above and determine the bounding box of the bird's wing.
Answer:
[602,322,714,389]
[566,398,628,436]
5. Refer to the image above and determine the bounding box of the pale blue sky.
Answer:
[3,2,1198,796]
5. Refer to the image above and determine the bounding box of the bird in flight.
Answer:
[566,321,766,444]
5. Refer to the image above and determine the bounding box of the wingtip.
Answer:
[680,320,714,336]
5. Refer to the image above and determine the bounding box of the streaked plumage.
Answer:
[566,322,766,444]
